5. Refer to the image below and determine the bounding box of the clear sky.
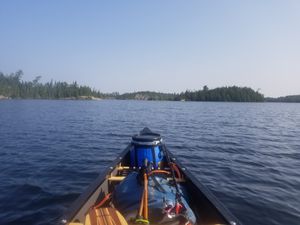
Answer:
[0,1,299,97]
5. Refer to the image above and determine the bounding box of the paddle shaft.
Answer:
[143,172,148,220]
[137,172,149,221]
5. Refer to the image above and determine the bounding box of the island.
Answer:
[0,70,299,102]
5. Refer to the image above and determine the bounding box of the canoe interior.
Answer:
[63,144,240,225]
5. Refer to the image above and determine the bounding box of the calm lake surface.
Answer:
[0,100,299,225]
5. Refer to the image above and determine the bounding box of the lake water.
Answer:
[0,100,299,225]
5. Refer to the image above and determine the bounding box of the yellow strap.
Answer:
[135,218,149,224]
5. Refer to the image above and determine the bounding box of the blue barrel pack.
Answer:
[130,128,164,169]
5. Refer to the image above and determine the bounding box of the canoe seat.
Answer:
[116,166,130,170]
[85,207,128,225]
[108,176,125,181]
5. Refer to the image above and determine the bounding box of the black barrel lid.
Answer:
[132,127,162,145]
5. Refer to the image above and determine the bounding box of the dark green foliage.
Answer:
[115,86,264,102]
[265,95,300,103]
[114,86,264,102]
[179,86,264,102]
[0,70,265,102]
[0,70,106,99]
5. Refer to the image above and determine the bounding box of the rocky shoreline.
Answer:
[0,95,9,100]
[0,95,101,100]
[61,96,102,100]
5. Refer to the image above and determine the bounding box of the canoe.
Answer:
[61,128,242,225]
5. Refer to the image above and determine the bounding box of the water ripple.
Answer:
[0,100,299,225]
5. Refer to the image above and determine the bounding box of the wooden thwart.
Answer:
[108,176,125,181]
[116,166,130,170]
[86,207,128,225]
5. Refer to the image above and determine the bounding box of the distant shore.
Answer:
[1,71,299,102]
[1,95,300,103]
[61,96,102,100]
[1,91,300,103]
[0,95,101,101]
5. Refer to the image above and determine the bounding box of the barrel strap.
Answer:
[135,147,138,168]
[151,147,156,168]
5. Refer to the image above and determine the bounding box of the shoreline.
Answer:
[0,96,102,101]
[0,95,9,100]
[0,97,299,103]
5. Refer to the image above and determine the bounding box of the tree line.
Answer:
[177,85,264,102]
[116,86,264,102]
[265,95,300,103]
[0,70,265,101]
[0,70,107,99]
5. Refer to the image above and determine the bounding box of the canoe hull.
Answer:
[62,132,242,225]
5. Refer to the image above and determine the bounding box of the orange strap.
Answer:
[94,193,112,209]
[148,169,170,176]
[170,163,182,179]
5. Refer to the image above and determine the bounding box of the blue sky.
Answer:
[0,1,299,97]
